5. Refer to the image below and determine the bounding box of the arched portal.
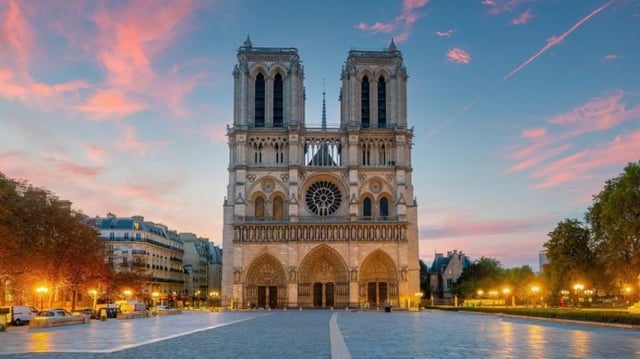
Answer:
[245,253,287,309]
[359,250,398,308]
[298,244,349,308]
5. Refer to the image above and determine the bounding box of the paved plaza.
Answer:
[1,310,639,358]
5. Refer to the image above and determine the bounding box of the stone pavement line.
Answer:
[329,313,351,359]
[61,315,263,354]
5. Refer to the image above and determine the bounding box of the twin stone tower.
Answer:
[221,38,419,310]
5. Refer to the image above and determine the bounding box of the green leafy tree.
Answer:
[453,257,503,298]
[587,161,640,288]
[0,172,110,308]
[543,219,596,294]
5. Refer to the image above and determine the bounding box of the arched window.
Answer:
[380,197,389,219]
[361,76,370,128]
[363,197,372,218]
[273,74,283,127]
[377,76,386,128]
[255,196,265,220]
[273,196,284,221]
[255,73,265,127]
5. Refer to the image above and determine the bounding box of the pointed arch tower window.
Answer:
[361,76,370,128]
[273,196,284,221]
[380,197,389,219]
[377,76,386,128]
[255,196,265,220]
[255,73,265,127]
[363,197,372,218]
[273,74,283,127]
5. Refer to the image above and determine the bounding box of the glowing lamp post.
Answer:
[624,286,632,304]
[414,292,423,310]
[152,292,159,308]
[573,283,584,307]
[123,290,132,300]
[530,286,540,307]
[502,288,512,306]
[89,289,98,310]
[36,286,48,311]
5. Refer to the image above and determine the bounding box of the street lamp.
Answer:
[36,286,48,311]
[573,283,584,307]
[530,286,540,307]
[502,288,511,306]
[152,292,159,308]
[123,289,132,300]
[210,291,219,308]
[414,292,423,310]
[624,286,633,304]
[89,289,98,310]
[584,289,594,304]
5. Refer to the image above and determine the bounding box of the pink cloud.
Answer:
[118,125,171,156]
[75,90,147,119]
[603,54,619,61]
[434,29,455,37]
[355,0,429,43]
[355,21,394,33]
[548,91,639,136]
[53,160,101,179]
[447,47,471,64]
[507,91,640,190]
[502,0,614,82]
[86,145,107,164]
[482,0,531,14]
[510,9,533,25]
[1,0,34,69]
[116,183,177,209]
[422,214,548,239]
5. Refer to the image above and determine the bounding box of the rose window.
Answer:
[305,181,342,216]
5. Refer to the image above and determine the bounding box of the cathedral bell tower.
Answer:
[222,38,419,310]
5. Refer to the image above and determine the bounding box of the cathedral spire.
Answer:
[243,35,252,48]
[388,38,396,51]
[322,78,327,130]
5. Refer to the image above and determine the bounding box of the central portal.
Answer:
[257,286,278,308]
[312,282,335,308]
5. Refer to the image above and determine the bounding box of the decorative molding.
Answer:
[233,222,408,242]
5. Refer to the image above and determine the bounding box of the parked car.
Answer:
[0,305,39,326]
[72,308,95,319]
[30,308,88,328]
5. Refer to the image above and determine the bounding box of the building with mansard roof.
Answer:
[221,38,419,309]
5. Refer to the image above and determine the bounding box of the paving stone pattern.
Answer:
[0,310,639,358]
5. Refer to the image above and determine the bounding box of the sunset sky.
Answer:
[1,0,639,269]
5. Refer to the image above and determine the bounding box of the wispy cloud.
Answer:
[507,91,640,190]
[503,0,614,82]
[447,47,471,64]
[603,54,620,61]
[355,0,429,43]
[510,9,534,25]
[355,21,394,33]
[482,0,531,14]
[117,125,171,156]
[434,29,455,37]
[75,90,147,120]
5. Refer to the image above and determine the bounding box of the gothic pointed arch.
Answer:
[361,76,370,128]
[298,244,349,307]
[379,196,390,218]
[377,75,386,128]
[254,195,265,219]
[254,73,265,127]
[362,196,373,218]
[273,73,284,127]
[359,250,398,306]
[245,252,287,308]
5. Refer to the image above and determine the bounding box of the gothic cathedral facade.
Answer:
[221,38,419,309]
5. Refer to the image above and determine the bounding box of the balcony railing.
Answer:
[233,221,407,243]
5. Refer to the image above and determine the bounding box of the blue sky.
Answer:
[1,0,639,269]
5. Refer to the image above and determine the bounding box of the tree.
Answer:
[453,257,503,298]
[0,172,110,308]
[543,219,596,294]
[587,161,640,288]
